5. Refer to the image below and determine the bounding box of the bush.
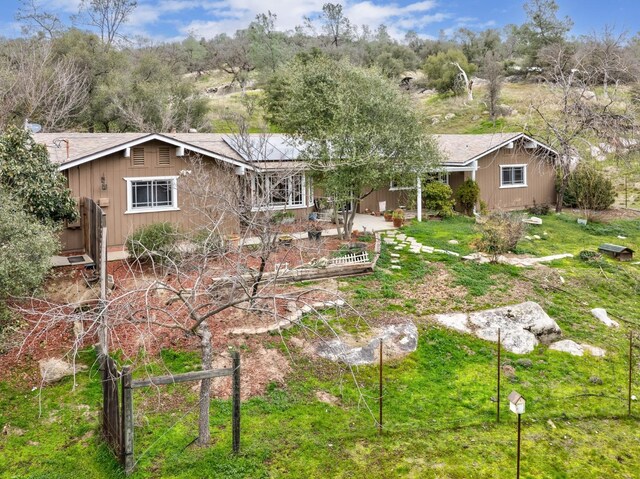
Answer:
[527,201,550,215]
[0,193,59,299]
[562,164,615,211]
[456,179,480,215]
[424,182,455,217]
[192,228,226,257]
[476,211,526,262]
[126,222,178,261]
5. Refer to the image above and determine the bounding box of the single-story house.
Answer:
[35,131,557,252]
[359,132,558,215]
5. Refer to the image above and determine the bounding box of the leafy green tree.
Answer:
[510,0,573,65]
[0,126,77,223]
[264,54,440,237]
[0,193,59,300]
[423,49,476,98]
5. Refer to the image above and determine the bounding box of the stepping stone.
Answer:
[394,246,404,250]
[391,265,402,270]
[396,234,407,241]
[445,251,460,257]
[390,259,400,264]
[383,238,396,244]
[390,253,400,258]
[422,246,434,253]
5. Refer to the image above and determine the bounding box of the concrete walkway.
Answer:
[52,214,397,266]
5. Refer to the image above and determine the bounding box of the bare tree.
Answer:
[531,43,636,212]
[0,39,89,131]
[75,0,137,48]
[481,51,504,120]
[584,26,632,99]
[321,3,352,48]
[15,0,63,38]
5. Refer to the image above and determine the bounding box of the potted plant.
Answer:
[383,210,393,221]
[307,221,322,240]
[392,208,404,227]
[278,234,294,246]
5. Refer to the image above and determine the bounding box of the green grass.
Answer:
[2,213,640,478]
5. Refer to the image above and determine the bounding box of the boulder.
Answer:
[582,90,597,101]
[315,322,418,366]
[591,308,619,328]
[549,340,606,357]
[39,358,87,383]
[433,302,562,354]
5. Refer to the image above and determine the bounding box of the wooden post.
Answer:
[497,328,501,423]
[629,331,633,416]
[121,367,134,475]
[232,351,241,454]
[379,339,383,435]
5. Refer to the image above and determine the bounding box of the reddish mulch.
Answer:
[0,237,366,392]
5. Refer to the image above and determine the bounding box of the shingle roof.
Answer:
[598,243,634,253]
[36,131,550,170]
[432,133,524,165]
[34,132,246,167]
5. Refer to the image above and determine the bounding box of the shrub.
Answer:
[424,182,455,217]
[0,193,59,299]
[126,222,178,261]
[562,164,615,211]
[456,179,480,215]
[476,211,526,262]
[527,201,550,216]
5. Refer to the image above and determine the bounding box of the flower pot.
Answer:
[392,217,403,227]
[383,213,392,222]
[308,230,322,241]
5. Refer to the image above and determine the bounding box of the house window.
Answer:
[500,165,527,188]
[125,176,179,214]
[252,172,306,210]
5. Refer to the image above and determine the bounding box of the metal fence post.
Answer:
[232,351,241,454]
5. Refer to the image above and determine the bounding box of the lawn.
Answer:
[1,211,640,478]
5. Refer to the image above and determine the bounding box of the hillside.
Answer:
[195,73,640,210]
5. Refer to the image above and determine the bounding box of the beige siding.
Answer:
[62,140,240,250]
[359,187,415,213]
[475,146,556,210]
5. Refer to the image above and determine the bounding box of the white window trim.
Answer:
[499,164,527,189]
[250,172,308,212]
[124,176,179,214]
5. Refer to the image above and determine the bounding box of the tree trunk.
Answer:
[197,321,213,445]
[556,176,567,213]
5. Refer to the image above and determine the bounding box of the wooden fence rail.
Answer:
[116,352,241,475]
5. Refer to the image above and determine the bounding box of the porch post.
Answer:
[471,161,478,214]
[416,175,422,222]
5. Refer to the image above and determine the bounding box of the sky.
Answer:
[0,0,637,43]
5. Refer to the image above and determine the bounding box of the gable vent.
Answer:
[158,146,171,166]
[132,147,145,166]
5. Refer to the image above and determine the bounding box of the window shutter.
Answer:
[158,146,171,166]
[132,147,145,166]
